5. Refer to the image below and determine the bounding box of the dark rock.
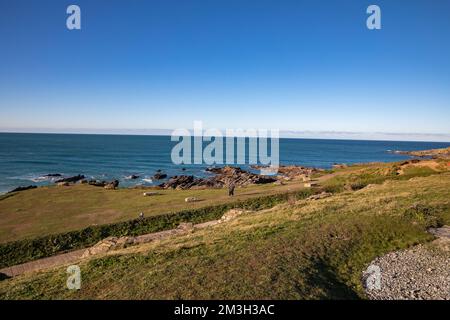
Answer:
[153,173,168,180]
[104,180,119,190]
[159,175,197,189]
[159,166,276,190]
[8,185,37,193]
[45,173,62,177]
[88,180,107,187]
[129,175,140,180]
[55,174,85,183]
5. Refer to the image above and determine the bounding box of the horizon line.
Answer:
[1,128,450,143]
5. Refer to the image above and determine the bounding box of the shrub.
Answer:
[404,203,446,228]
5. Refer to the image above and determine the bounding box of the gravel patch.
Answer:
[363,242,450,300]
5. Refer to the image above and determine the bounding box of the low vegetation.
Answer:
[0,189,314,268]
[0,159,449,299]
[1,171,449,299]
[0,181,306,244]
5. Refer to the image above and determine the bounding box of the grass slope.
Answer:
[1,172,449,299]
[0,181,305,244]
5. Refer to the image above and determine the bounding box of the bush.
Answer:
[404,203,446,228]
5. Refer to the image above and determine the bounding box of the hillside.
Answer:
[0,161,449,299]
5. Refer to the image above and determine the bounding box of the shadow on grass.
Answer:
[304,259,360,300]
[0,272,11,281]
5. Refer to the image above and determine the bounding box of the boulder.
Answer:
[104,180,119,190]
[81,237,118,258]
[143,192,159,196]
[88,180,107,187]
[81,236,135,258]
[177,222,194,231]
[153,173,168,180]
[185,197,198,202]
[57,182,70,187]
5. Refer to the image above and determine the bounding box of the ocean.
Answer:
[0,133,449,194]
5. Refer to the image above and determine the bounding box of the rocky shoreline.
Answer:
[5,165,322,193]
[389,146,450,158]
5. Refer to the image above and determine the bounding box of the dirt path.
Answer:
[0,249,85,278]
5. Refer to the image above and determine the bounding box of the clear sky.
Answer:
[0,0,449,140]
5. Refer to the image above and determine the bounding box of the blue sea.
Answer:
[0,133,449,194]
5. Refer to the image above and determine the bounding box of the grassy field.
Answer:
[0,165,449,299]
[0,181,308,244]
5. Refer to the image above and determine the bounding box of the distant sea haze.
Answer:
[0,133,449,194]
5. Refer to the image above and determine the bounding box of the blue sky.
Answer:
[0,0,449,140]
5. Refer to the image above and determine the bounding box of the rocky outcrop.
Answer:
[81,236,136,258]
[55,174,85,183]
[390,147,450,158]
[160,175,204,189]
[158,166,276,190]
[85,180,119,189]
[218,209,248,223]
[104,180,119,190]
[206,166,277,185]
[153,173,167,180]
[177,222,194,231]
[87,180,107,187]
[8,185,37,193]
[277,165,323,179]
[251,165,323,180]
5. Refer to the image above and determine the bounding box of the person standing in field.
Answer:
[228,180,236,197]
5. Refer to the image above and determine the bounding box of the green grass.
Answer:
[0,189,315,269]
[1,172,449,299]
[322,164,441,193]
[0,181,307,244]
